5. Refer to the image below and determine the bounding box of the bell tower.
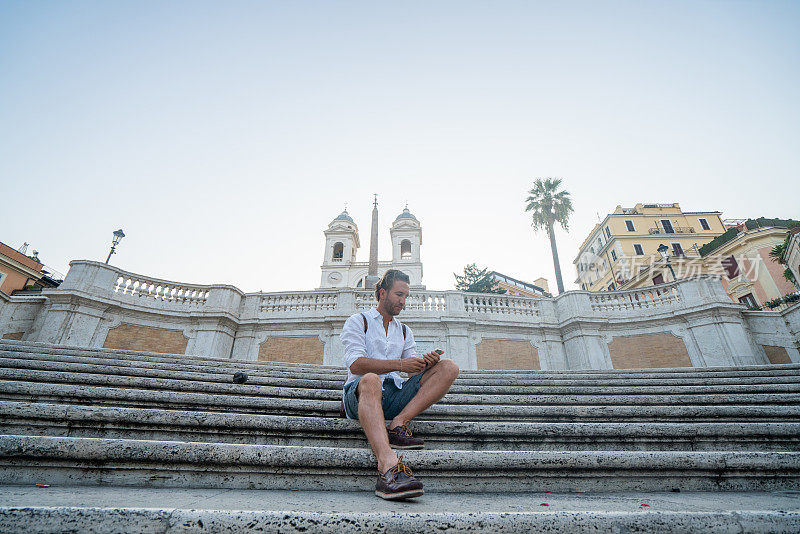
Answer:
[390,205,423,285]
[320,209,359,288]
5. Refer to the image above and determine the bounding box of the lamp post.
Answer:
[657,243,677,281]
[105,229,125,264]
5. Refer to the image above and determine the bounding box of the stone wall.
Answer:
[742,304,800,364]
[608,333,692,369]
[258,336,324,365]
[476,339,540,370]
[0,294,46,342]
[103,324,188,354]
[1,332,24,340]
[763,345,792,365]
[5,260,799,370]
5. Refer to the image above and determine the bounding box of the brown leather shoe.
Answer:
[375,456,424,500]
[387,424,424,450]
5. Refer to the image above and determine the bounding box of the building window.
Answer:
[722,256,740,279]
[671,243,684,256]
[625,220,635,232]
[633,244,644,256]
[605,227,612,239]
[610,250,617,261]
[738,293,758,308]
[332,242,344,261]
[661,219,675,233]
[652,273,665,285]
[400,239,412,259]
[699,218,710,231]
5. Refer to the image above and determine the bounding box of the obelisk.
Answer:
[365,194,381,291]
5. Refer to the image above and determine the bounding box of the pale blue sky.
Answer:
[1,1,798,292]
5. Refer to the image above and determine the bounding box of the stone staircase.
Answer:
[1,339,800,532]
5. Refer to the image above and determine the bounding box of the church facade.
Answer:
[320,205,423,290]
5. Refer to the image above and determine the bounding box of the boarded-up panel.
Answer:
[763,345,793,365]
[476,339,540,370]
[259,336,324,365]
[608,332,692,369]
[103,324,188,354]
[2,332,24,340]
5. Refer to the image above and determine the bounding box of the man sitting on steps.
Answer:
[340,269,460,500]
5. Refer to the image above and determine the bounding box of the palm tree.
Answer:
[525,177,574,294]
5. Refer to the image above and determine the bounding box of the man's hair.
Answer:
[375,269,410,301]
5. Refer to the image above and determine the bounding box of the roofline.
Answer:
[489,271,545,293]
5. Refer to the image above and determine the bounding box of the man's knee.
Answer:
[357,373,382,399]
[437,358,460,381]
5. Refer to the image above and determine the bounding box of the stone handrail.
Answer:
[259,291,339,313]
[57,261,245,312]
[463,293,539,317]
[56,262,736,323]
[589,280,681,312]
[354,290,448,313]
[113,274,210,306]
[406,291,448,312]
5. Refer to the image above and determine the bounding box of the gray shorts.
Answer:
[342,372,424,420]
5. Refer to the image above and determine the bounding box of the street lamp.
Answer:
[105,229,126,264]
[657,243,677,281]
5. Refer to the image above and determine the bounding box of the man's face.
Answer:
[381,280,409,316]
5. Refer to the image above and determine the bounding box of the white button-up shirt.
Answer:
[340,307,417,389]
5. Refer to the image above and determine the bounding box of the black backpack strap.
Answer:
[402,323,406,340]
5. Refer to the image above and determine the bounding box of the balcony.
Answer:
[648,226,695,235]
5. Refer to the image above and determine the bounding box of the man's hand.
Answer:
[400,357,427,374]
[421,349,442,368]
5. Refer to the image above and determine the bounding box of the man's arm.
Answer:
[341,314,427,376]
[349,356,425,376]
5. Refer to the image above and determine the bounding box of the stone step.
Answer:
[5,354,800,395]
[2,434,799,492]
[3,374,800,413]
[4,368,800,407]
[3,342,800,381]
[2,380,800,421]
[2,487,800,534]
[4,401,799,451]
[4,349,800,393]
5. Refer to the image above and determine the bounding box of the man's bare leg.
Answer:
[357,373,398,473]
[389,359,459,429]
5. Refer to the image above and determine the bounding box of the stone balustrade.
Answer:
[588,281,681,313]
[3,260,797,370]
[113,274,210,306]
[259,292,338,314]
[464,293,539,317]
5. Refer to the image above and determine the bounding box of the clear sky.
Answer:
[1,1,798,293]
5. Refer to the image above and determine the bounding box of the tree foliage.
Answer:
[524,177,573,294]
[768,233,796,284]
[524,177,574,233]
[454,264,506,294]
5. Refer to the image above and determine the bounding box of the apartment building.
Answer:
[573,203,725,291]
